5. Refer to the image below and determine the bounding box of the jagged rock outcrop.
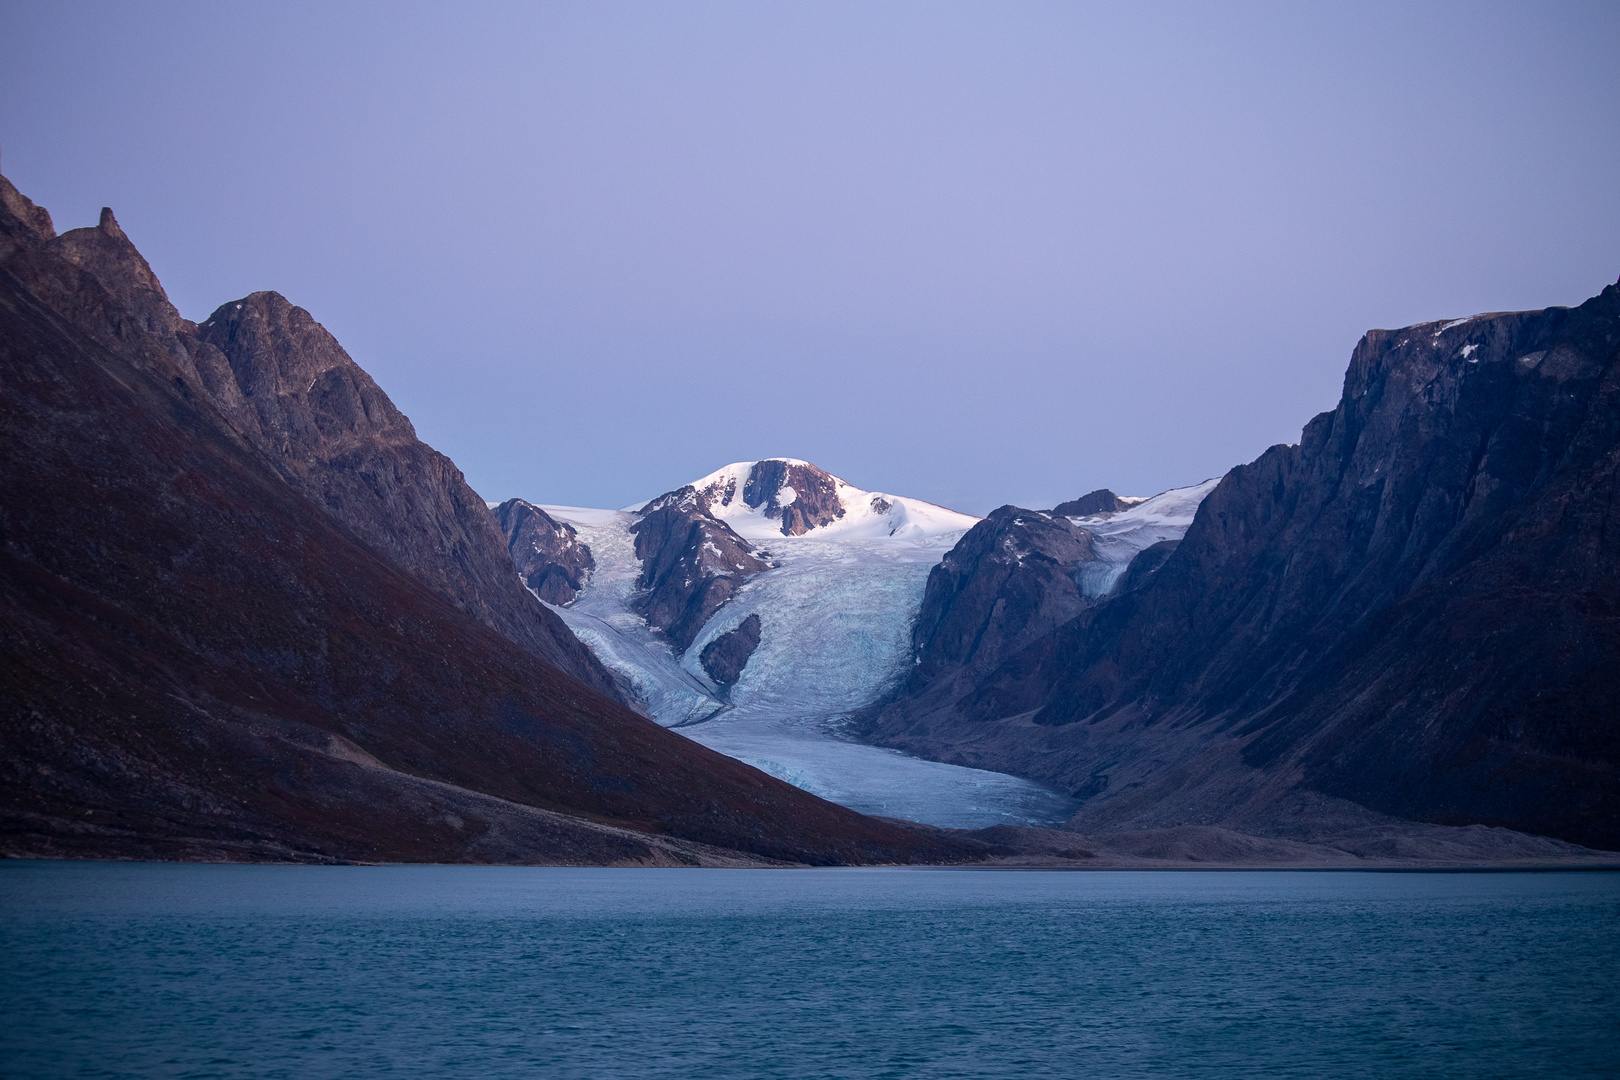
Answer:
[629,500,769,652]
[622,458,865,651]
[742,458,847,535]
[0,172,984,866]
[863,283,1620,850]
[493,498,594,605]
[653,458,848,538]
[0,190,615,698]
[700,613,762,688]
[1052,489,1131,518]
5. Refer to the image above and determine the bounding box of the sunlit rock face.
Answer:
[739,459,847,536]
[493,498,595,606]
[629,502,770,654]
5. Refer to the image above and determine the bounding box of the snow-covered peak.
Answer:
[641,458,979,542]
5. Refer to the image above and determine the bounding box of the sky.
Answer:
[3,2,1617,514]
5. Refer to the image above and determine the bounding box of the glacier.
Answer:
[533,462,1215,830]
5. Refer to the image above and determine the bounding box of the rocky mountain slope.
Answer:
[194,291,619,698]
[27,197,614,697]
[0,172,981,866]
[493,498,596,605]
[862,283,1620,851]
[629,493,771,653]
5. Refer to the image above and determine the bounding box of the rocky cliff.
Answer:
[863,284,1620,850]
[911,507,1098,688]
[0,172,981,866]
[493,498,595,605]
[629,500,770,653]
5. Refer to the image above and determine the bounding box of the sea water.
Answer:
[2,863,1616,1079]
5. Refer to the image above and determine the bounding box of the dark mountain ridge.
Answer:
[12,190,615,698]
[0,172,980,866]
[863,283,1620,850]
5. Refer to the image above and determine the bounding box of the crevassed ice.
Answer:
[541,500,1078,827]
[537,472,1216,830]
[539,507,724,726]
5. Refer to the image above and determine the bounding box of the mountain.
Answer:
[528,460,981,723]
[861,283,1620,851]
[194,291,620,698]
[25,198,614,698]
[504,460,1210,829]
[0,172,981,866]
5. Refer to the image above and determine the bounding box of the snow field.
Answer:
[1064,478,1221,596]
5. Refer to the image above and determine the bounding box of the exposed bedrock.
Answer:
[644,458,850,538]
[629,504,770,653]
[26,205,615,699]
[188,294,618,700]
[700,613,763,689]
[742,458,846,535]
[911,507,1098,689]
[493,498,595,605]
[1051,489,1131,517]
[863,280,1620,850]
[1116,539,1180,593]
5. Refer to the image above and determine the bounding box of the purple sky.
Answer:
[4,2,1617,514]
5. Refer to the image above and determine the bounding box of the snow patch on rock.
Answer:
[1064,478,1221,597]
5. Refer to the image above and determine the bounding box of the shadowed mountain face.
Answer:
[864,284,1620,850]
[191,291,619,699]
[0,173,982,866]
[911,507,1098,689]
[15,192,615,698]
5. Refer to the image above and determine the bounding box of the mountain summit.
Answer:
[642,458,977,541]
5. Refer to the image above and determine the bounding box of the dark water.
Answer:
[2,864,1616,1079]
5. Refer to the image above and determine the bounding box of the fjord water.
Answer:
[3,865,1615,1079]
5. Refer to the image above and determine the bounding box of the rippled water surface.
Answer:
[3,864,1616,1079]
